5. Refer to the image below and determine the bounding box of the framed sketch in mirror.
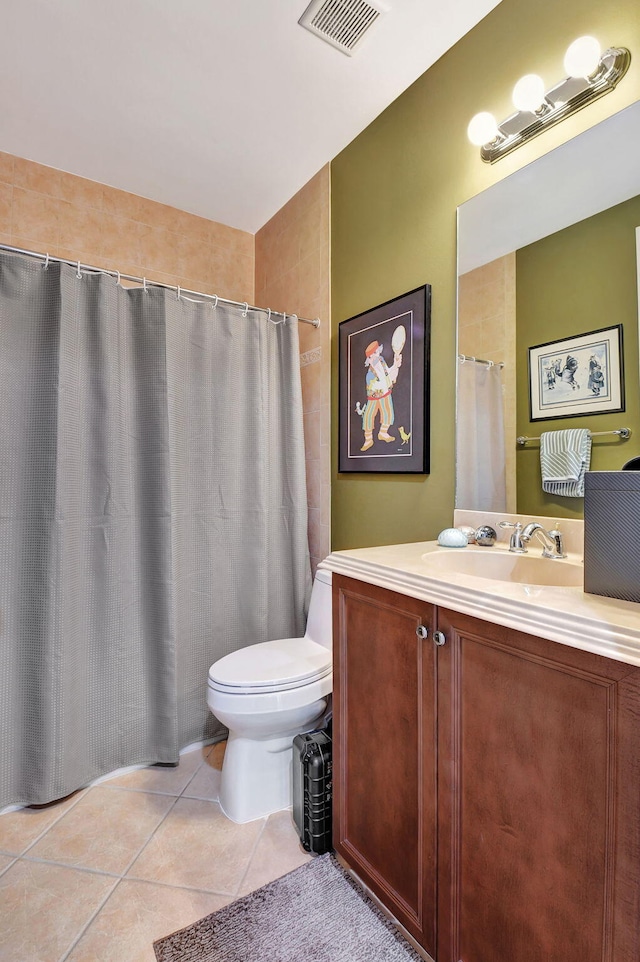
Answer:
[528,324,624,421]
[338,285,430,473]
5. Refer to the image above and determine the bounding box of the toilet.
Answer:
[207,568,332,823]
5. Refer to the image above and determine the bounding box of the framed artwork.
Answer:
[338,285,430,473]
[528,324,624,421]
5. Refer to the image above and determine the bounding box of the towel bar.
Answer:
[517,427,631,446]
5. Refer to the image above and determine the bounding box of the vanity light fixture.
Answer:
[467,37,631,163]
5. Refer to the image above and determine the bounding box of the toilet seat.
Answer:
[208,637,331,695]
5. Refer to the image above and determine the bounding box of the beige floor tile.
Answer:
[28,787,175,875]
[0,859,115,962]
[0,854,15,875]
[237,809,311,896]
[127,797,264,895]
[181,753,222,801]
[0,791,85,856]
[65,878,229,962]
[102,746,207,795]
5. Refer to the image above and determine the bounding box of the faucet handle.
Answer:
[542,525,567,560]
[498,521,527,553]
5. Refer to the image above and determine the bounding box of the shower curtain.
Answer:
[456,357,507,512]
[0,252,310,808]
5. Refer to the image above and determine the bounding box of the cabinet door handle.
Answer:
[416,624,429,640]
[433,630,447,646]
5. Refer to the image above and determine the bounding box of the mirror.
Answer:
[456,100,640,518]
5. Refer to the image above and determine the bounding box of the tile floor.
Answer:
[0,742,312,962]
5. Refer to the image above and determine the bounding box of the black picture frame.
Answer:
[527,324,625,422]
[338,285,431,473]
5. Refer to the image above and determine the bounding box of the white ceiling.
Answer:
[0,0,501,234]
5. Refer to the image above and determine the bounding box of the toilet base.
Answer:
[219,714,326,823]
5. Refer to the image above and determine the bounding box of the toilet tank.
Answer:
[304,568,332,650]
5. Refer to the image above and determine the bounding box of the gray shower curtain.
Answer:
[0,252,310,809]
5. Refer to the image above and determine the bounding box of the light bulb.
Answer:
[512,74,546,112]
[564,36,601,77]
[467,112,499,147]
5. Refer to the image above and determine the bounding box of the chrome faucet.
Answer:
[499,521,567,559]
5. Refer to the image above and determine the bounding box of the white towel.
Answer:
[540,429,592,497]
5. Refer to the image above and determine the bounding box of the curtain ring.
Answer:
[281,312,286,325]
[267,308,272,324]
[76,260,82,279]
[176,285,181,300]
[210,295,219,310]
[241,301,249,317]
[143,277,148,293]
[116,271,121,286]
[42,253,50,270]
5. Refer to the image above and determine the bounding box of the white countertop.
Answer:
[320,538,640,668]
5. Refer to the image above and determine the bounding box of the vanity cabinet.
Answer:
[333,575,640,962]
[332,576,438,954]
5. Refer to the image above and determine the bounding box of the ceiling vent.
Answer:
[299,0,387,57]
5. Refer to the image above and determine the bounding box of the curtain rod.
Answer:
[458,352,504,368]
[0,243,321,328]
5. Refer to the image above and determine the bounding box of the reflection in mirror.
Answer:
[456,100,640,519]
[456,351,509,511]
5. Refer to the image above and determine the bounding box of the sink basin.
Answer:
[421,548,583,587]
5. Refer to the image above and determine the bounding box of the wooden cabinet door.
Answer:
[333,575,437,953]
[436,608,640,962]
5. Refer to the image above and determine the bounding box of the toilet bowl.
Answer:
[207,568,332,823]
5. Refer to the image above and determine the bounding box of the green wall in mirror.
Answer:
[515,194,640,518]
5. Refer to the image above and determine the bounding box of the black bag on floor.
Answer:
[292,724,332,855]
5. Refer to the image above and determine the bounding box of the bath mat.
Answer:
[153,853,422,962]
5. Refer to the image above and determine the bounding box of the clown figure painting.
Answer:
[360,338,403,451]
[339,285,430,473]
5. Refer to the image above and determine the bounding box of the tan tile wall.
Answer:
[0,153,254,300]
[457,253,516,512]
[255,166,331,572]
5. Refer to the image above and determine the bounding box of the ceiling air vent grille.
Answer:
[299,0,387,57]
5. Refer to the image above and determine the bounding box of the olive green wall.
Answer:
[515,194,640,519]
[331,0,640,550]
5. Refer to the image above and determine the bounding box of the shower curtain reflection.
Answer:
[456,357,507,512]
[0,252,310,809]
